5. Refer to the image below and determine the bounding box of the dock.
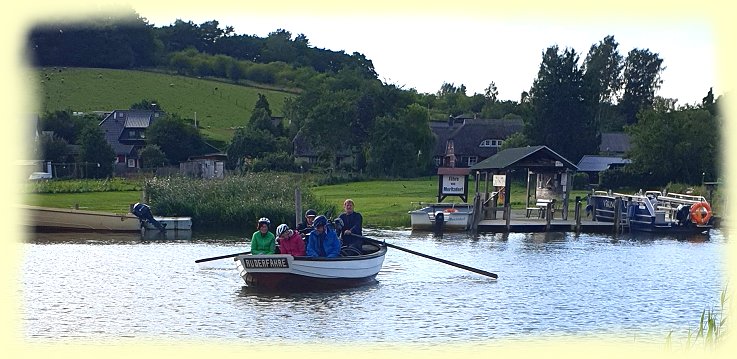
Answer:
[476,217,615,233]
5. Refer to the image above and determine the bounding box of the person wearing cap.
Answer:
[250,217,275,255]
[339,199,363,252]
[305,215,340,258]
[275,223,305,256]
[296,209,317,235]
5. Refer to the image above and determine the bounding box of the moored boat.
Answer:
[408,202,473,231]
[22,205,193,233]
[588,190,713,235]
[234,242,387,291]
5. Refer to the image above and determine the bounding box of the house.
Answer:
[576,155,631,185]
[292,129,354,167]
[430,116,524,168]
[98,109,163,173]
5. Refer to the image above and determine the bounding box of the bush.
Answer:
[572,172,589,190]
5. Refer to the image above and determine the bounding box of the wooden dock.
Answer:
[476,218,615,233]
[471,207,624,233]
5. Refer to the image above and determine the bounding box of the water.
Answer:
[20,229,727,344]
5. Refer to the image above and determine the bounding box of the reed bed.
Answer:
[27,178,142,193]
[144,174,333,230]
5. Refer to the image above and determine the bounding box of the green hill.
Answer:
[33,67,295,143]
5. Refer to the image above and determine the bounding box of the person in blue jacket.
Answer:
[306,215,340,258]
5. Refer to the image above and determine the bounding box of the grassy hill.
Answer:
[33,67,296,143]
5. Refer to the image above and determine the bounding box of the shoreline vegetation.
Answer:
[22,174,720,229]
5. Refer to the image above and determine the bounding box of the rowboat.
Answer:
[408,202,473,231]
[21,205,192,233]
[234,242,387,291]
[588,191,713,235]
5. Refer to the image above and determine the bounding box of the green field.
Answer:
[34,67,295,143]
[23,177,591,228]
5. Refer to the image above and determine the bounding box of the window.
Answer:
[433,156,442,167]
[468,156,478,166]
[480,139,503,148]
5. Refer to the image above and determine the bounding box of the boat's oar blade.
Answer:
[360,236,498,279]
[195,251,251,263]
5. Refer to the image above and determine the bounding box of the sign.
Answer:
[441,175,465,195]
[243,257,289,269]
[492,175,506,187]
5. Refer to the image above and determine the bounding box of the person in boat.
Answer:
[275,223,306,256]
[250,217,275,255]
[296,209,317,236]
[305,215,340,258]
[338,199,363,252]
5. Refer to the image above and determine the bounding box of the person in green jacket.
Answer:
[250,217,275,254]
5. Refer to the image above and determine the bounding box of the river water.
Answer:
[20,228,727,345]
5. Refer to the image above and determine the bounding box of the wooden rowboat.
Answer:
[234,242,387,291]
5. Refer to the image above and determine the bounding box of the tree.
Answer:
[139,144,168,168]
[365,104,434,177]
[527,45,598,163]
[146,114,207,164]
[620,48,664,125]
[582,35,624,131]
[130,98,162,111]
[37,132,69,163]
[226,127,276,170]
[78,125,114,178]
[626,105,719,184]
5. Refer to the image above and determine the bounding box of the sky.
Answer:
[138,8,720,106]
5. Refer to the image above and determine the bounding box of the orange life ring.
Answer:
[444,208,458,213]
[690,202,713,225]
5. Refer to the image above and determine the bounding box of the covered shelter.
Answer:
[469,145,578,221]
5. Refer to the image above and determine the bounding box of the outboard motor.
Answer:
[132,202,166,232]
[675,204,691,226]
[433,211,445,234]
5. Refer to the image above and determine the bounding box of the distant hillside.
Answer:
[34,67,295,143]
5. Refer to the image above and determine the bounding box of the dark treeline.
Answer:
[29,11,722,186]
[28,11,376,84]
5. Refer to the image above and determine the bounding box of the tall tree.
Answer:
[620,48,664,125]
[146,114,207,164]
[626,105,719,184]
[366,104,434,177]
[582,35,624,131]
[78,125,115,178]
[527,45,598,163]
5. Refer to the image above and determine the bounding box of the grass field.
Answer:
[22,177,601,228]
[34,67,295,143]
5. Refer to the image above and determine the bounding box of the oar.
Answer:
[195,251,251,263]
[359,236,498,279]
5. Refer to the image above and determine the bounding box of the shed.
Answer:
[469,146,578,220]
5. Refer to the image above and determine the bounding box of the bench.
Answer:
[526,199,557,219]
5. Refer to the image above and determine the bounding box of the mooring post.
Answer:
[574,196,582,232]
[613,197,622,234]
[295,187,302,227]
[545,202,552,231]
[505,205,511,231]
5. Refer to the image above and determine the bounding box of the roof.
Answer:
[98,110,159,156]
[600,132,631,153]
[576,155,631,172]
[124,112,154,128]
[470,145,578,172]
[431,118,524,157]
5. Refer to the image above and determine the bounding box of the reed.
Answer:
[666,286,729,351]
[143,174,333,230]
[27,178,142,193]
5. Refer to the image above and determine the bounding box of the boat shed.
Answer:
[469,145,578,221]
